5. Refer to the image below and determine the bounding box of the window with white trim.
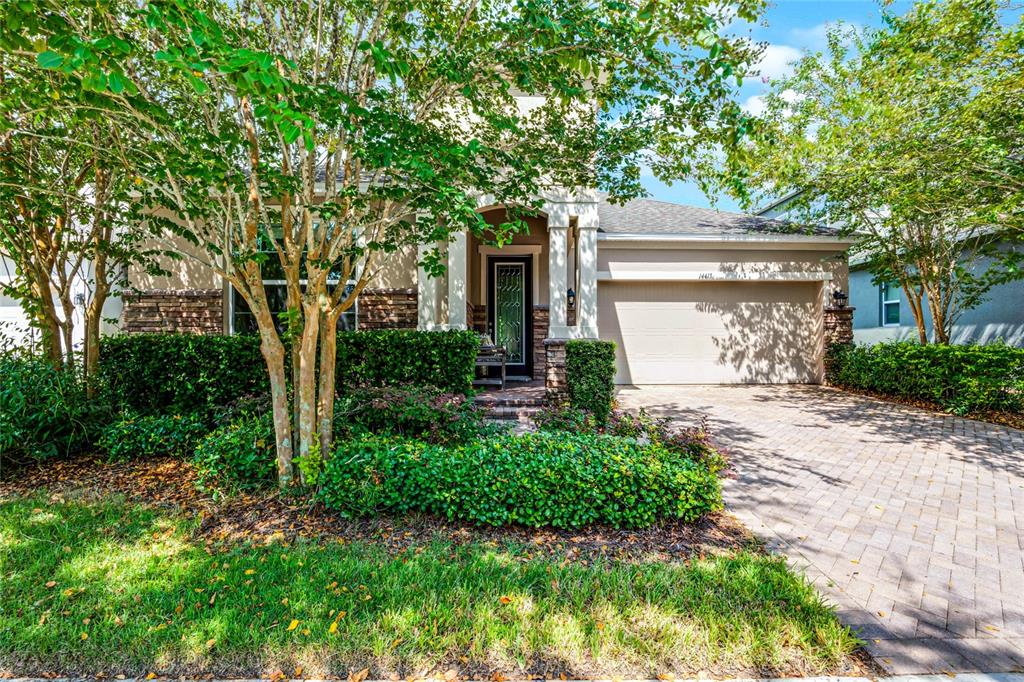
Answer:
[880,281,901,326]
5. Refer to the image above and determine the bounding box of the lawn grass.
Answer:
[0,494,863,678]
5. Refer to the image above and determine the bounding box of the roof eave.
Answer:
[597,232,855,249]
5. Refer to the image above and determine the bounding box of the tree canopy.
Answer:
[3,0,766,481]
[740,0,1024,343]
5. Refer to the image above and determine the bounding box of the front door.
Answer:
[487,256,533,378]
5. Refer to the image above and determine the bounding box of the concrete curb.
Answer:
[6,675,1024,682]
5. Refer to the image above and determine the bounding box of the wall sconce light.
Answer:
[831,289,849,308]
[567,287,576,309]
[74,293,86,307]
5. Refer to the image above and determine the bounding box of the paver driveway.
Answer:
[617,385,1024,674]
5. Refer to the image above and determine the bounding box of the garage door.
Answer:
[598,281,822,384]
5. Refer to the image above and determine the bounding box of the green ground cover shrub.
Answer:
[0,354,104,461]
[99,412,208,461]
[336,329,479,394]
[333,385,494,444]
[565,339,616,424]
[192,413,276,496]
[827,341,1024,414]
[321,432,721,528]
[98,334,266,417]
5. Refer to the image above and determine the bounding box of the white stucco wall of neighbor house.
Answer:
[849,249,1024,347]
[0,255,125,350]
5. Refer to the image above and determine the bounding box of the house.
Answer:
[758,193,1024,347]
[120,189,854,389]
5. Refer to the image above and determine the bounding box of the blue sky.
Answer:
[642,0,913,213]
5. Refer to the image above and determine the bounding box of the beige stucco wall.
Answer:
[128,230,224,291]
[368,244,417,289]
[468,211,553,306]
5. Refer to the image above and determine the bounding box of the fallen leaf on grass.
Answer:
[287,619,300,631]
[498,596,512,604]
[80,632,88,641]
[205,639,216,649]
[45,581,57,588]
[348,668,369,682]
[329,621,338,634]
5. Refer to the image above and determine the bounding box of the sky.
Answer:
[642,0,914,213]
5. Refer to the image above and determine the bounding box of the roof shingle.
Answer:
[596,195,836,236]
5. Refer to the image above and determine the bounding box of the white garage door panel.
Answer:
[599,281,822,384]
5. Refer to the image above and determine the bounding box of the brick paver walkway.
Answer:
[617,385,1024,674]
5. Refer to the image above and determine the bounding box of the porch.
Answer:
[416,192,600,392]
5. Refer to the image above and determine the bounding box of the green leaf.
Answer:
[36,51,64,69]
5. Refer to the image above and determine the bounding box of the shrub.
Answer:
[336,330,479,395]
[532,402,596,433]
[334,386,492,444]
[321,432,722,528]
[565,339,616,424]
[98,333,266,417]
[827,341,1024,415]
[0,355,104,462]
[99,412,208,461]
[192,413,277,497]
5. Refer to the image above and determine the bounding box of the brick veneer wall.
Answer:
[532,306,549,382]
[357,288,417,330]
[823,306,855,385]
[544,338,568,400]
[122,289,224,334]
[824,306,855,346]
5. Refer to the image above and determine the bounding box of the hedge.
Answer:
[320,432,722,529]
[565,339,617,424]
[827,341,1024,415]
[0,355,104,461]
[336,329,479,394]
[98,334,267,416]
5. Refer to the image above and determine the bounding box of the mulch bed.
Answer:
[836,385,1024,431]
[1,454,757,564]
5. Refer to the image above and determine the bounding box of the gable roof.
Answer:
[596,194,837,237]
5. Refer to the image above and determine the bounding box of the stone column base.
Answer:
[823,306,855,385]
[544,338,568,402]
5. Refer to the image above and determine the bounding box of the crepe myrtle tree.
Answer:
[0,30,169,386]
[740,0,1024,344]
[15,0,765,485]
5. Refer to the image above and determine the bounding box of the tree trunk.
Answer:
[295,297,321,484]
[29,270,64,365]
[317,309,340,457]
[924,283,952,344]
[903,283,928,345]
[249,293,294,485]
[83,260,110,397]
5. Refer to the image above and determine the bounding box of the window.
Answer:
[880,281,901,326]
[230,220,359,334]
[230,282,357,335]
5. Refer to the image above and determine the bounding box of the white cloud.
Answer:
[754,44,802,82]
[788,22,862,52]
[742,89,803,117]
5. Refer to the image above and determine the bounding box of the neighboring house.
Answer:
[122,189,853,387]
[758,193,1024,347]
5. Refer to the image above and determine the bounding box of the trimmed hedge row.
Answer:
[320,432,722,529]
[827,341,1024,414]
[566,339,617,424]
[98,329,481,415]
[336,329,479,394]
[98,334,266,416]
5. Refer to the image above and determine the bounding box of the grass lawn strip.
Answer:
[0,494,866,680]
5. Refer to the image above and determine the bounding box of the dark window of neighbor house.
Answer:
[230,282,357,335]
[880,281,901,326]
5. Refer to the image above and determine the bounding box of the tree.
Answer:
[10,0,765,484]
[741,0,1024,343]
[0,25,164,385]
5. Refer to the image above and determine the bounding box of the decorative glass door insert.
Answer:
[494,263,525,364]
